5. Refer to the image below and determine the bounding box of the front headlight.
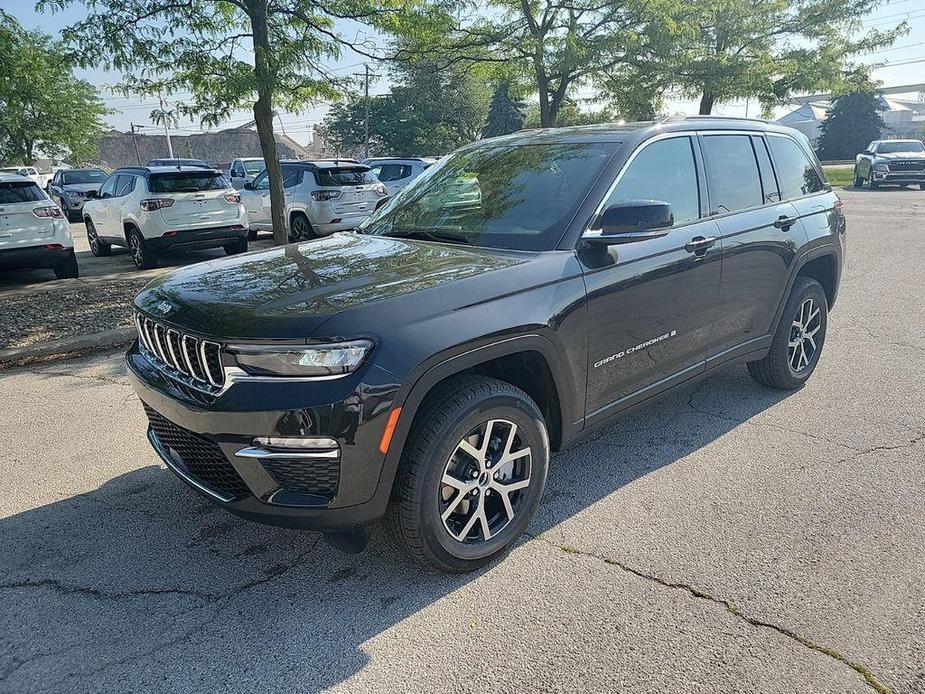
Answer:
[229,339,373,377]
[873,163,889,172]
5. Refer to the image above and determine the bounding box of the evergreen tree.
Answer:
[816,90,885,161]
[482,82,525,138]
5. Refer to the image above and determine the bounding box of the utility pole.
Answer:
[129,122,141,165]
[159,95,174,159]
[353,64,378,159]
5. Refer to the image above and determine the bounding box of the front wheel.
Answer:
[747,276,828,389]
[86,218,111,257]
[387,375,549,573]
[867,171,879,189]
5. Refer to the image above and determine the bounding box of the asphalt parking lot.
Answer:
[1,187,923,693]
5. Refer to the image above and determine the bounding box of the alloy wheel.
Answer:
[129,234,143,266]
[87,224,98,253]
[789,297,821,373]
[439,419,532,543]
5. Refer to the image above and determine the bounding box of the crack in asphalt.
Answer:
[530,534,896,694]
[0,537,322,688]
[23,366,131,388]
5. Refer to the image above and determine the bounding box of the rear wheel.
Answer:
[289,213,315,242]
[127,227,157,269]
[53,250,79,279]
[224,237,248,255]
[387,375,549,572]
[747,276,828,390]
[85,218,111,257]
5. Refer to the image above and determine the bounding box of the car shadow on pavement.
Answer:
[0,367,793,692]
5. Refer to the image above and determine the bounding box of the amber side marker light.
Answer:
[379,407,402,454]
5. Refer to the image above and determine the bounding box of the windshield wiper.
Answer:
[382,227,473,245]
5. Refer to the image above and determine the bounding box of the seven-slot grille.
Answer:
[135,312,225,388]
[887,160,925,172]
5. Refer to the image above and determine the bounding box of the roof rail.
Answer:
[660,114,769,124]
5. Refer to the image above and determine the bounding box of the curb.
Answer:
[0,327,135,368]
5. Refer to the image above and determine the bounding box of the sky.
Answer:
[4,0,925,147]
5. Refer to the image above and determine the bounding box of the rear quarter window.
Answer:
[149,172,227,193]
[767,136,824,200]
[0,181,45,203]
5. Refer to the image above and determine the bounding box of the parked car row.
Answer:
[0,155,434,279]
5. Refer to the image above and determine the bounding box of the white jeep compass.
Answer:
[0,173,78,279]
[82,166,249,269]
[240,160,386,241]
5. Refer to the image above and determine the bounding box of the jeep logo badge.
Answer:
[155,300,173,315]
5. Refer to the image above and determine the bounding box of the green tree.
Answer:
[482,82,525,138]
[663,0,904,115]
[0,14,107,165]
[39,0,408,246]
[816,85,884,161]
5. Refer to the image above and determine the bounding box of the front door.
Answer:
[580,134,723,418]
[243,171,272,229]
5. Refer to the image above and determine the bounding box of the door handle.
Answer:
[773,215,796,230]
[684,236,717,255]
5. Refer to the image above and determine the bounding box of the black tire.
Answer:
[247,229,258,242]
[289,213,316,242]
[224,237,248,255]
[853,167,864,188]
[386,375,549,573]
[747,276,828,390]
[127,227,157,269]
[85,218,111,257]
[53,250,79,279]
[867,171,879,189]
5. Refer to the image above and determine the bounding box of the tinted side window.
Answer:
[702,135,763,213]
[282,166,303,188]
[377,164,412,182]
[99,175,118,198]
[606,136,700,225]
[752,136,780,203]
[115,175,135,197]
[767,136,824,200]
[252,171,269,190]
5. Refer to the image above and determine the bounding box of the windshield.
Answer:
[0,181,45,203]
[360,141,617,251]
[244,159,265,173]
[315,167,377,186]
[62,170,107,185]
[149,171,227,193]
[878,141,925,154]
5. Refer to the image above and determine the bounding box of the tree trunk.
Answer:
[248,0,288,246]
[699,92,715,115]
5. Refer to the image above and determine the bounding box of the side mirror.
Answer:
[583,200,674,244]
[243,181,254,190]
[85,190,98,199]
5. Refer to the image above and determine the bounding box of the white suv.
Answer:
[82,166,249,269]
[240,160,386,241]
[363,157,436,196]
[0,173,78,278]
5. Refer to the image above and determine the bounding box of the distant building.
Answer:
[96,123,333,170]
[776,95,925,147]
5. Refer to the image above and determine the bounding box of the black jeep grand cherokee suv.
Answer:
[128,117,845,572]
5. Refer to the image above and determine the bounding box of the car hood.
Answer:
[62,183,102,193]
[134,232,533,341]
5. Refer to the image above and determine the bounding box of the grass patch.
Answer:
[823,165,855,187]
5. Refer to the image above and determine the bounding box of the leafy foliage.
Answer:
[662,0,905,114]
[816,86,885,161]
[0,13,108,165]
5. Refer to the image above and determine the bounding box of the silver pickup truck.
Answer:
[854,139,925,189]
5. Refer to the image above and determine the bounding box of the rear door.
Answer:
[0,181,55,249]
[700,132,808,358]
[581,134,723,416]
[765,133,834,241]
[150,171,238,229]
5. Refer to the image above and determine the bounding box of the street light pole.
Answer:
[159,95,174,159]
[129,122,141,165]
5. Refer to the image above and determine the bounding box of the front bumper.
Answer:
[147,225,248,253]
[873,170,925,184]
[125,342,401,530]
[0,244,72,270]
